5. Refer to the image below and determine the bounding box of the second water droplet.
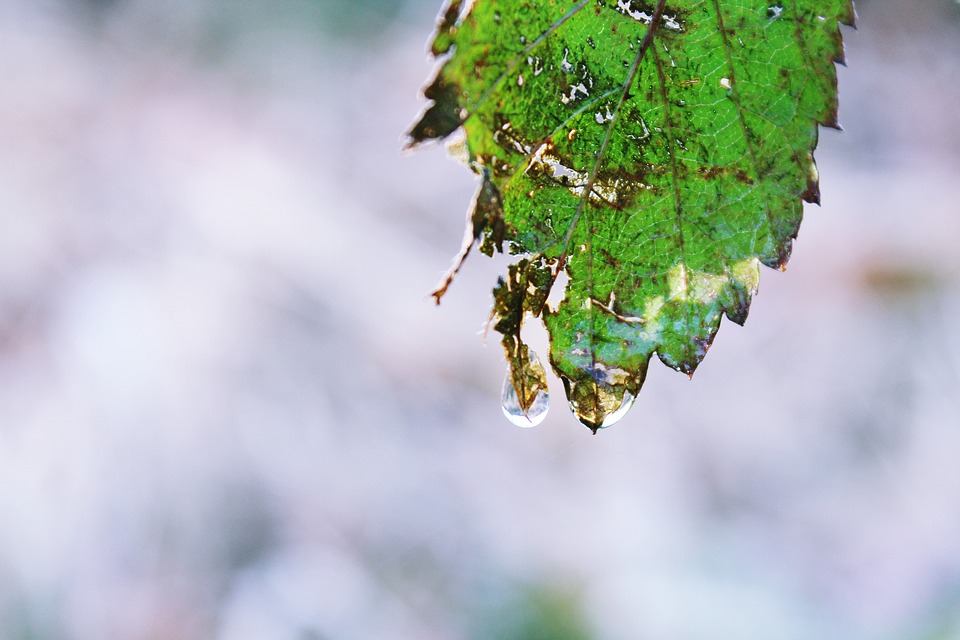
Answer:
[598,390,636,429]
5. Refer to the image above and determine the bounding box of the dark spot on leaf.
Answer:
[696,165,754,185]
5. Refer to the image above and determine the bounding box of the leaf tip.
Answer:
[406,75,465,147]
[802,181,821,206]
[723,304,750,327]
[820,111,844,130]
[842,2,858,29]
[761,240,794,271]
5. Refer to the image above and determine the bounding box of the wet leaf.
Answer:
[408,0,855,432]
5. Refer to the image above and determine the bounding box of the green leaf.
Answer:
[409,0,855,432]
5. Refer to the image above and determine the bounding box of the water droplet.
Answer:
[598,391,635,428]
[500,349,550,428]
[501,377,549,427]
[569,389,636,431]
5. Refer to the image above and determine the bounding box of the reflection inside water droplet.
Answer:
[597,391,635,429]
[501,373,549,428]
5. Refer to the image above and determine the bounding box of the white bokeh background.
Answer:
[0,0,958,638]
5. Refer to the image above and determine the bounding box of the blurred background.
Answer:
[0,0,958,638]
